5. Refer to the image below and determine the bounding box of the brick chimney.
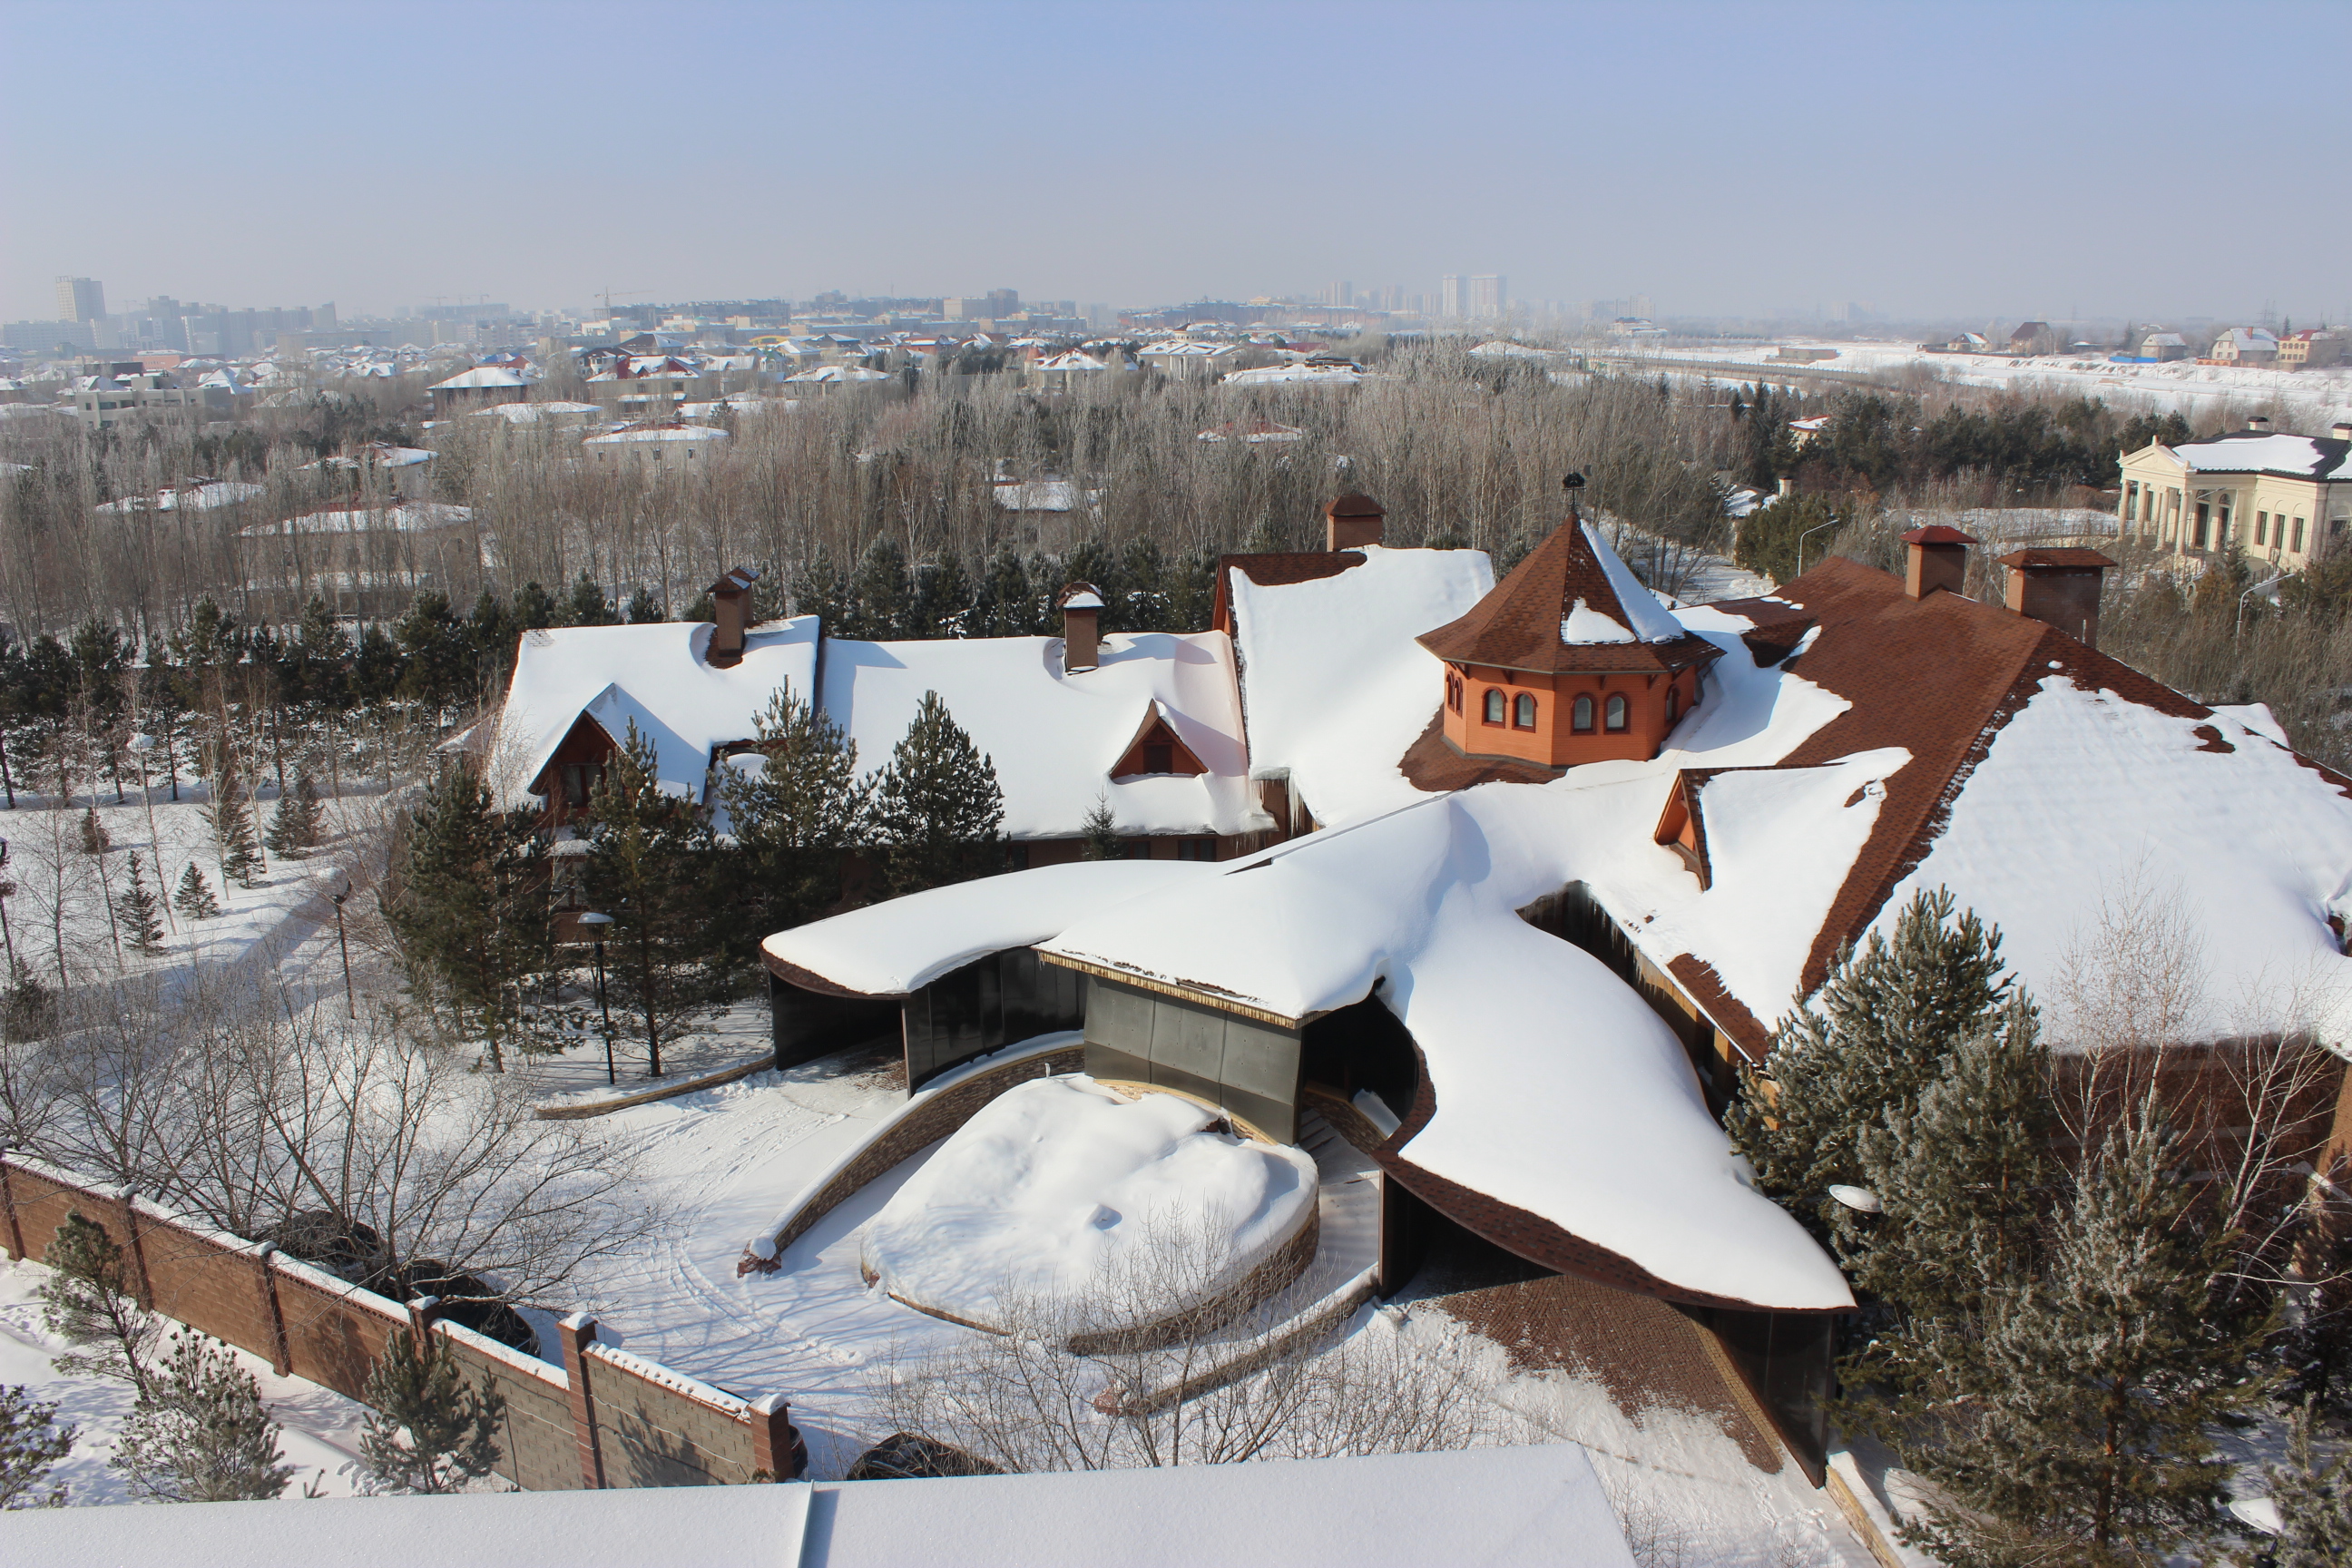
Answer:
[704,565,760,668]
[1325,493,1385,551]
[2246,414,2273,432]
[1998,548,2116,647]
[1900,524,1979,600]
[1058,582,1103,673]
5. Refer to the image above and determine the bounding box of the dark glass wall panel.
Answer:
[1080,977,1303,1143]
[903,948,1089,1092]
[770,975,901,1071]
[1698,1306,1833,1485]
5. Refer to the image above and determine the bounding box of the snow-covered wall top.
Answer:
[1225,545,1493,828]
[493,617,821,807]
[763,859,1220,996]
[818,631,1259,839]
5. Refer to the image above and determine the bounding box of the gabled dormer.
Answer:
[1111,701,1207,779]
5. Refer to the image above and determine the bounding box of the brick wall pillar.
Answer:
[254,1245,293,1376]
[117,1189,156,1308]
[748,1394,807,1481]
[407,1294,443,1343]
[0,1156,25,1261]
[557,1313,606,1489]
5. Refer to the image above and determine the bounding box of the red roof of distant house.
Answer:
[1900,524,1981,545]
[1996,548,2116,570]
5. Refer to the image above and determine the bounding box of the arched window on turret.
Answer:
[1484,689,1505,725]
[1513,693,1537,729]
[1665,685,1681,725]
[1572,694,1594,732]
[1604,693,1630,731]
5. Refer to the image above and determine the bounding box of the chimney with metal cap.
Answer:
[1325,493,1385,551]
[1900,524,1979,600]
[2246,414,2273,432]
[704,565,760,668]
[2331,420,2351,441]
[1998,547,2116,647]
[1058,582,1103,673]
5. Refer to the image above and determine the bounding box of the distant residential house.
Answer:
[69,372,203,429]
[1140,340,1239,381]
[1944,331,1989,353]
[94,477,265,514]
[2007,321,2055,356]
[2277,330,2345,370]
[1788,414,1832,447]
[2139,331,2191,362]
[466,399,603,427]
[239,501,481,613]
[585,355,712,416]
[1198,417,1305,444]
[2207,327,2279,365]
[2116,415,2352,565]
[780,365,893,395]
[427,364,533,414]
[582,421,730,473]
[302,442,436,500]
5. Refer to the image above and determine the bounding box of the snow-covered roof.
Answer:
[493,618,821,808]
[303,443,433,471]
[241,503,473,536]
[1224,545,1494,827]
[2165,430,2350,480]
[467,399,603,422]
[991,479,1092,512]
[763,859,1221,996]
[783,365,890,383]
[1220,364,1364,387]
[583,423,730,445]
[429,366,533,390]
[819,631,1259,840]
[95,479,264,514]
[1038,779,1856,1313]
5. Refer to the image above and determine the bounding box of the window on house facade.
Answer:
[1604,693,1630,732]
[1572,694,1595,732]
[2293,517,2307,552]
[1513,693,1537,730]
[1174,837,1217,861]
[2258,512,2269,544]
[1666,686,1680,724]
[2123,481,2139,522]
[560,762,604,808]
[1446,673,1464,714]
[2220,500,2233,541]
[2194,503,2210,549]
[1484,689,1505,725]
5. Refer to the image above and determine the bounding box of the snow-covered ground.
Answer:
[0,1256,373,1504]
[1612,338,2352,428]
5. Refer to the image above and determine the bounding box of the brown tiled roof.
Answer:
[1900,524,1980,545]
[1396,712,1558,792]
[1209,550,1365,632]
[1415,518,1720,675]
[1996,547,2118,569]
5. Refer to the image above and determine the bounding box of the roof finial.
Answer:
[1563,471,1585,525]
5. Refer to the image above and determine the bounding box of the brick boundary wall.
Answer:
[0,1152,803,1490]
[760,1037,1086,1259]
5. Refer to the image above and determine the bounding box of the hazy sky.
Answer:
[5,0,2347,326]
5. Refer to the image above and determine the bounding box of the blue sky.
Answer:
[5,0,2347,323]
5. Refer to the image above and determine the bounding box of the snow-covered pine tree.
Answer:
[0,1386,75,1510]
[564,572,614,627]
[872,691,1004,896]
[2269,1410,2352,1567]
[263,769,324,858]
[110,1332,295,1503]
[713,684,869,965]
[203,754,263,887]
[38,1210,163,1398]
[1906,1104,2271,1566]
[1081,794,1122,861]
[115,850,165,953]
[357,1327,506,1494]
[979,547,1034,635]
[844,534,913,639]
[584,723,717,1077]
[173,861,220,921]
[909,554,975,638]
[0,961,54,1043]
[77,806,110,855]
[623,586,664,624]
[386,762,551,1073]
[1727,887,2012,1230]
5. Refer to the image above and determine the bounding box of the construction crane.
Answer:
[598,288,652,314]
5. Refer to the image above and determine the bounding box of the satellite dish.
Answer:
[1828,1183,1882,1214]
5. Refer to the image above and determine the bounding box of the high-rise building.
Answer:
[1321,280,1354,308]
[1469,274,1507,319]
[984,288,1019,317]
[1440,274,1463,319]
[56,276,105,322]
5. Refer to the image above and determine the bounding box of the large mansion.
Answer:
[2116,414,2352,566]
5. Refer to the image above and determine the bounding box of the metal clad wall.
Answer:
[770,975,900,1070]
[904,949,1089,1092]
[1081,977,1304,1143]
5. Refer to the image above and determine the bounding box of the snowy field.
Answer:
[1612,338,2352,427]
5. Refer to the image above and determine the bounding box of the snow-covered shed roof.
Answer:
[430,366,532,390]
[240,503,473,537]
[95,479,264,514]
[468,399,603,422]
[1220,364,1363,387]
[492,618,821,808]
[583,422,730,445]
[1222,545,1494,828]
[1037,781,1856,1314]
[817,631,1260,841]
[762,859,1221,997]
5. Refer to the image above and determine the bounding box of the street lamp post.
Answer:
[328,881,357,1019]
[577,911,617,1086]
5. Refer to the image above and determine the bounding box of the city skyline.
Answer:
[5,1,2348,328]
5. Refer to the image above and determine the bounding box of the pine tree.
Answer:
[38,1210,163,1399]
[872,691,1005,896]
[564,572,614,626]
[115,850,165,953]
[1727,887,2012,1234]
[1906,1106,2272,1566]
[584,724,717,1077]
[174,861,220,921]
[263,768,325,858]
[357,1328,506,1494]
[623,586,664,624]
[0,1385,75,1510]
[77,806,110,855]
[844,534,912,639]
[203,752,263,887]
[714,684,870,965]
[2269,1411,2352,1568]
[979,547,1034,635]
[1,961,54,1043]
[110,1332,294,1503]
[387,763,551,1073]
[908,554,975,638]
[1081,794,1123,861]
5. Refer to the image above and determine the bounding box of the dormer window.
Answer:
[1112,708,1208,779]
